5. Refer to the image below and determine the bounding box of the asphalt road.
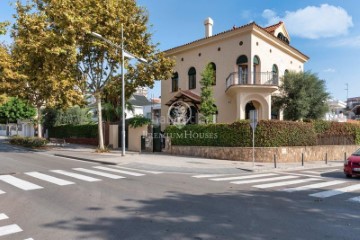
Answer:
[1,141,360,240]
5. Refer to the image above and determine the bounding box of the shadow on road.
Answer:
[42,189,360,240]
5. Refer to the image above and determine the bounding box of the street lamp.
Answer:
[90,25,147,156]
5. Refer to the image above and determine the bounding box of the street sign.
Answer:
[249,110,258,130]
[250,122,257,130]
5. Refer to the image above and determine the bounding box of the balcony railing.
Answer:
[226,72,279,89]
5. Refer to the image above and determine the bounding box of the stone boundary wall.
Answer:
[164,144,360,162]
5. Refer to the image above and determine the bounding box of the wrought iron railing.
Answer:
[226,72,279,89]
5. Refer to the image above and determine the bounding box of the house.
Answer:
[143,97,161,125]
[127,94,151,119]
[161,18,309,129]
[347,97,360,120]
[0,120,35,137]
[325,99,347,122]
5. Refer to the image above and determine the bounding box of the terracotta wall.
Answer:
[165,144,360,162]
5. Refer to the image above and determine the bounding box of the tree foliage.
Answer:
[43,106,93,129]
[8,1,85,137]
[273,71,329,121]
[0,21,10,35]
[30,0,174,149]
[199,63,217,124]
[0,97,36,123]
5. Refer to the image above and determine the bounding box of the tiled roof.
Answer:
[165,21,308,60]
[263,21,283,34]
[165,21,255,53]
[165,90,201,106]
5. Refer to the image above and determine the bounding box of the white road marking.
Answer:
[310,184,360,198]
[348,196,360,203]
[192,174,230,178]
[211,173,277,181]
[25,172,75,186]
[50,170,101,182]
[253,178,320,189]
[93,166,145,176]
[231,176,299,185]
[302,171,321,174]
[114,166,163,174]
[0,224,23,237]
[0,213,8,221]
[0,175,43,190]
[284,173,324,178]
[24,238,34,240]
[282,180,345,193]
[73,168,125,179]
[0,189,5,194]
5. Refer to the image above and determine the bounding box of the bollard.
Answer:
[325,153,328,165]
[274,154,277,168]
[301,153,304,166]
[344,152,347,161]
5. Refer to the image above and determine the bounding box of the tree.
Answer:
[0,98,36,131]
[9,1,84,138]
[274,71,329,121]
[33,0,174,149]
[199,63,217,124]
[42,106,93,129]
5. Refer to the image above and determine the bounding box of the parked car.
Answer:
[344,148,360,178]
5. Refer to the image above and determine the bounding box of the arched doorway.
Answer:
[236,55,248,84]
[245,101,260,119]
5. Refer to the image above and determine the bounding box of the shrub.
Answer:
[9,136,48,148]
[128,115,151,128]
[49,124,98,139]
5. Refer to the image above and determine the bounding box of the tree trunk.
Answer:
[37,106,42,138]
[96,96,105,150]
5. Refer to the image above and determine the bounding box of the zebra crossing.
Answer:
[192,169,360,202]
[0,165,161,195]
[0,213,32,239]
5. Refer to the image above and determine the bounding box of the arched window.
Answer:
[253,56,260,84]
[272,64,279,84]
[188,67,196,89]
[171,72,179,92]
[208,62,216,85]
[277,32,290,44]
[236,55,248,84]
[236,55,248,65]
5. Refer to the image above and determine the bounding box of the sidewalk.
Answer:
[40,142,344,174]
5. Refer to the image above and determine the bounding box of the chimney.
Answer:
[204,17,213,37]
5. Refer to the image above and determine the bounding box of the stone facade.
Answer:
[165,144,360,162]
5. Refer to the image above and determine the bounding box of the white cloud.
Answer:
[331,35,360,48]
[323,68,336,73]
[262,4,353,39]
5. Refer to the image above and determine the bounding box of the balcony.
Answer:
[226,72,279,91]
[225,72,279,93]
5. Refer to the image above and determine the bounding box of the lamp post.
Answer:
[90,25,147,156]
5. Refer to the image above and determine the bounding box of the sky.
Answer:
[1,0,360,102]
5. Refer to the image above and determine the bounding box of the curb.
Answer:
[54,154,117,165]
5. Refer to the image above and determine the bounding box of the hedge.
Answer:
[9,136,48,148]
[165,120,360,147]
[48,124,98,139]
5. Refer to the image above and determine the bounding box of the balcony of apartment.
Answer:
[225,71,279,95]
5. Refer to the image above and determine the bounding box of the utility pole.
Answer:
[345,83,349,108]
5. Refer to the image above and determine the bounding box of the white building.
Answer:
[161,18,309,129]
